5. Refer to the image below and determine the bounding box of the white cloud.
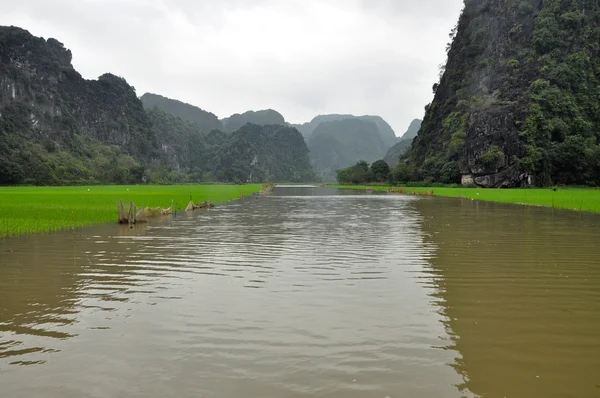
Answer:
[0,0,464,135]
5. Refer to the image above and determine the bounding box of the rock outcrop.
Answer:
[408,0,600,187]
[0,26,315,184]
[0,26,156,184]
[218,123,314,182]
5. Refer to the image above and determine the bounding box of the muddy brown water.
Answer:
[1,187,599,397]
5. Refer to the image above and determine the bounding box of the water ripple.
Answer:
[2,188,599,397]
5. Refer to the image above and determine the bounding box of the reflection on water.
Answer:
[0,187,599,397]
[417,198,600,398]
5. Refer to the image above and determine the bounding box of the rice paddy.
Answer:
[332,185,600,214]
[0,185,261,238]
[3,184,599,238]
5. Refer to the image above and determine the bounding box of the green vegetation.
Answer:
[140,93,222,133]
[294,114,397,148]
[218,123,315,183]
[370,160,392,182]
[520,0,600,186]
[221,109,286,133]
[0,26,314,186]
[406,0,600,188]
[331,185,600,214]
[309,119,387,182]
[294,114,398,182]
[0,184,261,238]
[336,160,391,184]
[336,161,374,185]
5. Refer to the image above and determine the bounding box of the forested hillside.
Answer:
[221,109,286,133]
[140,93,222,133]
[308,118,387,181]
[216,124,314,182]
[0,26,156,185]
[295,114,397,148]
[0,27,314,185]
[406,0,600,187]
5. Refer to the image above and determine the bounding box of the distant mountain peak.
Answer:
[221,109,286,132]
[308,118,388,181]
[400,119,422,141]
[0,26,314,185]
[294,114,397,148]
[384,119,422,168]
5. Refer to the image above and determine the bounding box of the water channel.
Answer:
[1,187,599,397]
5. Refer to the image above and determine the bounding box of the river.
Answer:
[0,187,599,397]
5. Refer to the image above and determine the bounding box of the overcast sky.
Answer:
[1,0,463,135]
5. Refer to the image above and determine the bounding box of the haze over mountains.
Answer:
[5,0,597,187]
[384,119,422,168]
[293,115,398,148]
[0,26,410,185]
[140,93,409,181]
[0,27,314,185]
[308,118,387,181]
[221,110,286,133]
[140,93,222,133]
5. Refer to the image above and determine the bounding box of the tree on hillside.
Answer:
[371,160,391,182]
[336,161,375,184]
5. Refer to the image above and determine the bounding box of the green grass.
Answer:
[330,185,600,214]
[0,184,261,238]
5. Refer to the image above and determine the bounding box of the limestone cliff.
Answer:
[0,26,315,184]
[0,26,156,184]
[409,0,600,187]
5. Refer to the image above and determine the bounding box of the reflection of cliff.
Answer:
[416,198,600,397]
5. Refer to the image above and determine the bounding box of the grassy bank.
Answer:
[0,184,261,238]
[330,185,600,214]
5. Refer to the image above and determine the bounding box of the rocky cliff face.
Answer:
[217,123,314,182]
[0,27,156,153]
[0,26,156,184]
[0,26,315,184]
[409,0,600,187]
[146,108,314,183]
[146,108,208,174]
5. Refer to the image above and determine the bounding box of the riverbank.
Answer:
[330,185,600,214]
[0,184,261,238]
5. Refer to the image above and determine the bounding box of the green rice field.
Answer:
[332,185,600,214]
[0,185,261,238]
